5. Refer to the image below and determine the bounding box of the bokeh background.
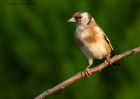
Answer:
[0,0,140,99]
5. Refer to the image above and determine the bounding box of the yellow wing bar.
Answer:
[104,35,114,50]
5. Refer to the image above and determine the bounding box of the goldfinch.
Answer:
[68,12,118,74]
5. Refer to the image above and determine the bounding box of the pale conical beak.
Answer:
[68,17,76,22]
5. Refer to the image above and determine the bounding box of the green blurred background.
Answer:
[0,0,140,99]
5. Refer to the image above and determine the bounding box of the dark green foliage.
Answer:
[0,0,140,99]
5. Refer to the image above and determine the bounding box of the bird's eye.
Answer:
[75,16,82,20]
[78,16,82,19]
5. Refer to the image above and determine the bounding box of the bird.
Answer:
[68,12,119,75]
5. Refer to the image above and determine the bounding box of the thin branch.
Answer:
[35,47,140,99]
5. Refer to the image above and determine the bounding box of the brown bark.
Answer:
[35,47,140,99]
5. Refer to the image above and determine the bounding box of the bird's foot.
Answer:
[83,66,91,77]
[104,58,112,65]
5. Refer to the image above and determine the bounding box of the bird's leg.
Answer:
[86,58,93,69]
[105,54,112,65]
[84,58,93,77]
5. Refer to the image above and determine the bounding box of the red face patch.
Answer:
[73,12,82,25]
[74,12,81,17]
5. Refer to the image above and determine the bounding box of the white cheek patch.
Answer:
[81,18,89,25]
[80,12,90,25]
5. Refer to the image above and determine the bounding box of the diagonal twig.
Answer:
[35,47,140,99]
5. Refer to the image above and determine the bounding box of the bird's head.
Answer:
[68,12,92,25]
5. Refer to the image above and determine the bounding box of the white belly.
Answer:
[80,42,107,59]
